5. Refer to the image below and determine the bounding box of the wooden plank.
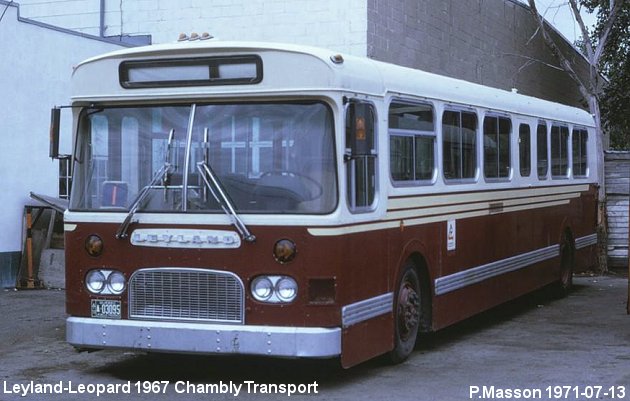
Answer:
[604,152,629,264]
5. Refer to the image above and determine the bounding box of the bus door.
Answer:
[341,100,393,367]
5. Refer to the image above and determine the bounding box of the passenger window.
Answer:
[442,110,477,181]
[536,123,548,179]
[551,124,569,178]
[483,115,511,179]
[572,128,588,177]
[389,102,435,183]
[519,124,531,177]
[345,101,377,211]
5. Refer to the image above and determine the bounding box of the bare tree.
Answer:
[527,0,626,273]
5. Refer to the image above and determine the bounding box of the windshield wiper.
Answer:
[196,161,256,243]
[116,128,176,240]
[115,163,172,240]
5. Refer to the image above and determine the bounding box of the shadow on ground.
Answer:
[93,282,584,386]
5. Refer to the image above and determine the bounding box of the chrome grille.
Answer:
[129,268,244,323]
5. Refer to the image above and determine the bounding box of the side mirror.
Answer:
[49,107,61,159]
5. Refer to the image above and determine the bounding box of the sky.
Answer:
[521,0,599,43]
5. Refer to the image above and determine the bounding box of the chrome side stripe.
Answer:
[435,233,597,296]
[575,233,597,249]
[342,293,393,328]
[342,234,596,322]
[435,244,560,296]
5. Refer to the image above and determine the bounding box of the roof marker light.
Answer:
[178,33,189,41]
[200,32,213,40]
[189,32,200,41]
[330,54,344,64]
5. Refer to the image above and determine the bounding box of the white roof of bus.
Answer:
[73,40,594,127]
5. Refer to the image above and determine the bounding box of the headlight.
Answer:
[85,270,106,293]
[250,275,298,304]
[85,269,126,295]
[108,271,126,294]
[251,276,274,301]
[276,277,298,302]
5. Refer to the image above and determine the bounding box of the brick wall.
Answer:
[367,0,590,108]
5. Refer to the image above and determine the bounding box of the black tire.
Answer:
[388,264,421,364]
[552,234,575,298]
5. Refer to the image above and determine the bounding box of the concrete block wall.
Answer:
[13,0,101,35]
[15,0,369,55]
[367,0,590,109]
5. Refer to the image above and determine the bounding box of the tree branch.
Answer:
[526,0,592,100]
[568,0,595,60]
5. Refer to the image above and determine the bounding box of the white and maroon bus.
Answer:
[59,39,597,368]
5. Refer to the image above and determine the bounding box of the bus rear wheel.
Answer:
[388,264,421,364]
[552,234,575,298]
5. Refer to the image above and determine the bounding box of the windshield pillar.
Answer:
[181,104,197,211]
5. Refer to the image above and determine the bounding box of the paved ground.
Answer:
[0,274,629,401]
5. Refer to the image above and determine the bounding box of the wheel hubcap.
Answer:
[398,281,420,341]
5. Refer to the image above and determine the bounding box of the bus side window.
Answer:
[536,122,548,179]
[518,124,531,177]
[442,109,477,181]
[572,128,588,177]
[388,101,435,184]
[483,115,511,180]
[550,124,569,178]
[345,101,377,211]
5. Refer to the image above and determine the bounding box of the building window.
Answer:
[59,156,72,199]
[389,101,435,183]
[442,110,477,181]
[519,124,531,177]
[483,115,511,179]
[537,122,548,179]
[572,128,588,177]
[551,124,569,178]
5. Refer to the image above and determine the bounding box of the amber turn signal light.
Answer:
[85,234,104,257]
[273,239,297,264]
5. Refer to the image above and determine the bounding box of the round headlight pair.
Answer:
[85,269,126,295]
[251,276,298,303]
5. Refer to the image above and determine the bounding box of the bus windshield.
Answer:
[70,102,338,215]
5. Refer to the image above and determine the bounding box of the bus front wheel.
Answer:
[388,264,421,364]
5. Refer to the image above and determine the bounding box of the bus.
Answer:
[57,39,598,368]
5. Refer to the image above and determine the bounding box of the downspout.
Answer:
[99,0,105,37]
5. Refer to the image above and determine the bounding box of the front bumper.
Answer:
[66,317,341,358]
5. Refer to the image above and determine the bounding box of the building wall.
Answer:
[367,0,590,108]
[15,0,369,55]
[14,0,591,109]
[605,151,629,268]
[0,2,124,287]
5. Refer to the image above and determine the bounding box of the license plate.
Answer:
[91,300,121,319]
